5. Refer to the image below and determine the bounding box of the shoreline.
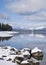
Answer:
[0,31,18,37]
[0,46,43,65]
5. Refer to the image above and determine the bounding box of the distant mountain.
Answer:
[13,26,46,34]
[33,27,46,34]
[13,27,32,34]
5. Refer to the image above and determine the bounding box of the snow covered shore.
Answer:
[0,46,43,65]
[0,31,18,37]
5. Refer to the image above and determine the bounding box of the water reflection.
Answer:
[0,33,45,65]
[0,33,46,42]
[0,37,12,42]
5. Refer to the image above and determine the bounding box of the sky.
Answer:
[0,0,46,28]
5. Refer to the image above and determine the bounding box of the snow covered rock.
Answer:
[27,59,33,64]
[5,55,16,61]
[13,55,24,64]
[22,51,30,59]
[20,60,30,65]
[21,48,30,52]
[22,51,30,56]
[9,51,16,55]
[0,46,43,65]
[31,47,43,58]
[2,46,12,50]
[31,47,42,53]
[10,47,18,52]
[31,57,41,63]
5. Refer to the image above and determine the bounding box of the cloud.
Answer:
[18,10,46,22]
[3,0,46,28]
[5,0,46,21]
[5,0,46,14]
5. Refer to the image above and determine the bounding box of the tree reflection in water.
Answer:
[0,37,12,42]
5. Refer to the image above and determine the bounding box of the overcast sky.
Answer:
[0,0,46,28]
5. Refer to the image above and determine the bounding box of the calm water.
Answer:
[0,33,46,65]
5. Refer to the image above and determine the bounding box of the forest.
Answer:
[0,23,12,31]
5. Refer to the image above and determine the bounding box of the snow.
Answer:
[0,34,13,37]
[0,46,42,65]
[3,46,12,49]
[31,47,42,53]
[22,51,30,56]
[10,47,18,52]
[15,55,24,58]
[21,60,29,64]
[5,55,16,61]
[21,48,30,52]
[0,60,18,65]
[35,26,44,30]
[0,31,18,37]
[0,31,18,34]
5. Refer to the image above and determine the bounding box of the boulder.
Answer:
[21,48,30,52]
[27,59,33,64]
[5,55,16,61]
[2,46,11,50]
[31,47,43,58]
[32,62,40,65]
[22,51,30,59]
[13,55,24,64]
[9,51,16,55]
[31,57,41,65]
[18,50,21,55]
[10,47,18,52]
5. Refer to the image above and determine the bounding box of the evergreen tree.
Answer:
[0,23,12,31]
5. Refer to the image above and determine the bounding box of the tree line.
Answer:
[0,23,12,31]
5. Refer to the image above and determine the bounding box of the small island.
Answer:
[0,23,12,31]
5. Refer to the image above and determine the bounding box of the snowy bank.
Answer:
[0,46,43,65]
[0,31,18,37]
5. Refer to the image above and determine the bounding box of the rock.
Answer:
[21,48,30,52]
[31,47,42,53]
[22,51,30,59]
[20,60,30,65]
[27,59,33,64]
[31,47,43,58]
[2,46,11,50]
[32,52,43,57]
[2,46,8,49]
[31,57,41,64]
[6,55,16,61]
[10,47,18,52]
[9,51,16,55]
[32,54,43,60]
[32,62,40,65]
[10,48,16,51]
[2,55,7,57]
[13,55,24,64]
[7,58,12,61]
[0,57,4,60]
[18,50,21,55]
[0,46,43,65]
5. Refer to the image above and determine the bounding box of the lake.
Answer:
[0,32,46,65]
